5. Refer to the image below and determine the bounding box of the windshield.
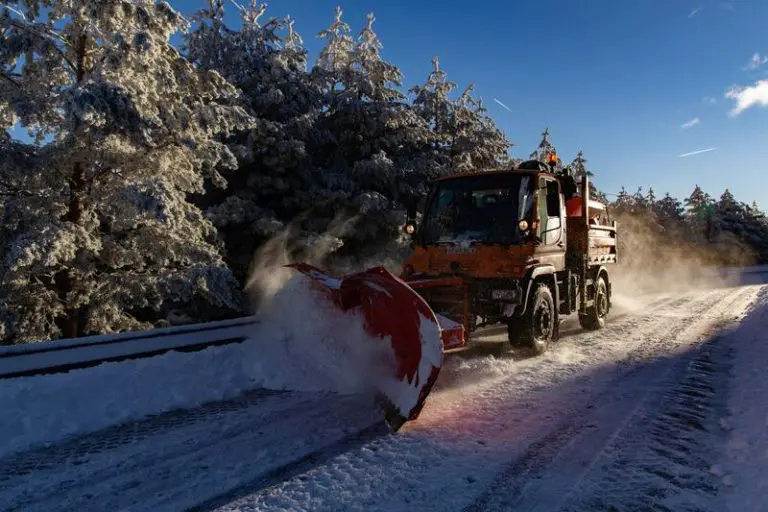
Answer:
[421,173,534,245]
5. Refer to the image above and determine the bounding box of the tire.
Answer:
[579,275,609,331]
[512,283,556,355]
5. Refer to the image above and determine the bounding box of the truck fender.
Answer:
[592,265,612,308]
[519,264,559,318]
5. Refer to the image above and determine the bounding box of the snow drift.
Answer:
[0,264,431,458]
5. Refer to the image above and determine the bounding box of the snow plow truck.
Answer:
[287,156,617,431]
[400,156,618,354]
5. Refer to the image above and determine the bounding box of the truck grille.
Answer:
[430,259,478,273]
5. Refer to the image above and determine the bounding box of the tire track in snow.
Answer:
[192,421,392,512]
[558,328,745,511]
[0,391,385,512]
[0,389,286,480]
[216,286,759,512]
[432,291,691,394]
[463,285,758,512]
[555,341,731,512]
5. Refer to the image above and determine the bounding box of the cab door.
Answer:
[535,176,566,270]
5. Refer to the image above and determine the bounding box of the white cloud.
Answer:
[726,79,768,116]
[681,117,700,129]
[745,53,768,71]
[702,96,717,105]
[679,147,718,158]
[688,7,701,18]
[492,98,512,112]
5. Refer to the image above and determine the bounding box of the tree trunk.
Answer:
[59,34,89,339]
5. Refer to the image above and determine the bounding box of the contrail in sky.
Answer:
[678,147,717,158]
[493,98,512,112]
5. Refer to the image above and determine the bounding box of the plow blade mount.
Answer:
[287,263,447,431]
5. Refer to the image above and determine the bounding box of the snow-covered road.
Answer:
[218,279,768,512]
[2,274,767,512]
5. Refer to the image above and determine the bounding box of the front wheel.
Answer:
[579,275,609,330]
[513,283,555,355]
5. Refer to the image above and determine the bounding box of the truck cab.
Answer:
[401,159,618,355]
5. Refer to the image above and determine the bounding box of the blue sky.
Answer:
[11,0,768,208]
[170,0,765,207]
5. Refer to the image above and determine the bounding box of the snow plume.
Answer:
[241,213,413,403]
[329,231,414,277]
[243,273,396,397]
[610,213,744,298]
[244,213,359,312]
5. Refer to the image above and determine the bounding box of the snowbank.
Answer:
[0,338,260,459]
[719,285,768,512]
[0,275,391,459]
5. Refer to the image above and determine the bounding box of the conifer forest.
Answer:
[1,0,766,344]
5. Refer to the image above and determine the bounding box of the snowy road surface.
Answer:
[2,273,768,511]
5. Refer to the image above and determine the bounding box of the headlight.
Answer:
[518,219,529,231]
[404,223,416,234]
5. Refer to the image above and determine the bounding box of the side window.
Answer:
[537,179,562,245]
[546,180,560,217]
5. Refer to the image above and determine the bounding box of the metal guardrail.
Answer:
[0,316,259,379]
[1,265,766,381]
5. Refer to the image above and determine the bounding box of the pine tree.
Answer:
[0,0,254,343]
[314,5,356,105]
[718,189,736,213]
[185,1,325,284]
[309,9,432,258]
[684,185,715,242]
[409,56,456,177]
[632,187,648,210]
[655,193,685,224]
[613,187,635,214]
[530,128,564,171]
[569,150,593,179]
[685,185,713,213]
[449,85,511,173]
[351,13,404,103]
[647,187,657,205]
[410,57,510,176]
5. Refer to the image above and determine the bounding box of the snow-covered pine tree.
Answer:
[450,84,511,173]
[647,187,657,206]
[0,0,254,343]
[568,150,593,180]
[314,5,356,104]
[184,1,327,284]
[409,56,456,178]
[410,56,510,176]
[308,9,433,260]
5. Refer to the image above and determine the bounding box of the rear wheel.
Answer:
[512,283,555,355]
[579,275,609,330]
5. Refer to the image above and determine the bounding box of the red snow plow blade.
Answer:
[286,263,460,431]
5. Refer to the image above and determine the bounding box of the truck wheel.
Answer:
[579,276,609,330]
[516,283,555,355]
